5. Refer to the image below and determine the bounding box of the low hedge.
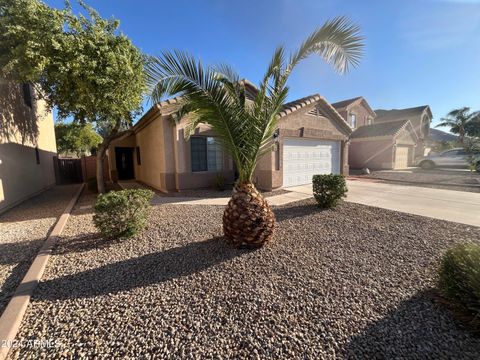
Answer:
[93,189,154,239]
[438,242,480,319]
[312,174,347,208]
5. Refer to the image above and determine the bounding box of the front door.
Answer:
[115,147,135,180]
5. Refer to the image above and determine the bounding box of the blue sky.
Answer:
[45,0,480,128]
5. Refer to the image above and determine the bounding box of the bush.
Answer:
[87,177,98,193]
[93,189,154,239]
[214,174,227,191]
[438,242,480,318]
[312,174,347,208]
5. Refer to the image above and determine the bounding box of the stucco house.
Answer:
[331,96,376,130]
[0,79,57,213]
[374,106,433,158]
[349,120,419,169]
[332,97,433,170]
[108,84,352,192]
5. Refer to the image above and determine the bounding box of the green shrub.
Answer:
[93,189,154,239]
[87,177,98,193]
[439,242,480,317]
[312,174,347,208]
[214,174,227,191]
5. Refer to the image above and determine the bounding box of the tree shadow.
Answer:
[0,239,44,264]
[273,199,328,222]
[343,290,480,358]
[34,236,247,301]
[54,232,116,254]
[0,79,39,144]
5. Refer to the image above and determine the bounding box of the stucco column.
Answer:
[341,140,350,175]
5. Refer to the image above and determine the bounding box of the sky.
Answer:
[44,0,480,128]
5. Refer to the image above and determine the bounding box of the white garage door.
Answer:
[394,146,411,169]
[283,139,341,187]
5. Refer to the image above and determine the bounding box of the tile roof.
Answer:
[331,97,363,110]
[428,128,458,142]
[278,94,322,117]
[374,106,430,122]
[350,119,412,139]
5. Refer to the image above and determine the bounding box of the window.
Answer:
[35,147,40,164]
[191,137,222,172]
[349,113,357,128]
[136,146,141,165]
[21,83,33,108]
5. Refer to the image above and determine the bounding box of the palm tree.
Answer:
[436,107,480,143]
[145,17,364,248]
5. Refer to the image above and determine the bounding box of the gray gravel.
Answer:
[158,188,291,198]
[0,185,79,316]
[9,194,480,359]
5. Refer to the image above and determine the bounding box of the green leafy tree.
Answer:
[55,122,102,157]
[436,107,480,143]
[146,17,364,248]
[0,0,145,192]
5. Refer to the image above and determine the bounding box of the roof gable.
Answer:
[332,96,376,117]
[374,105,432,123]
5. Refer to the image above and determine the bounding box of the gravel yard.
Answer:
[0,185,79,316]
[357,168,480,193]
[9,193,480,359]
[158,187,291,198]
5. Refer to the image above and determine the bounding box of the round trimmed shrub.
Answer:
[312,174,348,208]
[93,189,154,239]
[439,242,480,317]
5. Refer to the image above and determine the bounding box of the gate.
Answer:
[54,157,83,184]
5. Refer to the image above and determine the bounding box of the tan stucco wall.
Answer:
[349,138,394,170]
[0,79,57,213]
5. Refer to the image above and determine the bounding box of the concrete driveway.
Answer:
[287,180,480,227]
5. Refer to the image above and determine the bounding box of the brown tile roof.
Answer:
[331,96,363,110]
[278,94,322,117]
[350,119,413,139]
[374,106,431,122]
[428,128,458,142]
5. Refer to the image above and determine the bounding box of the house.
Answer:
[332,97,433,170]
[107,84,352,191]
[374,106,433,158]
[0,79,57,213]
[348,120,419,169]
[331,96,376,130]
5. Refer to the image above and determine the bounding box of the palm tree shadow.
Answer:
[273,200,327,222]
[54,232,118,254]
[35,236,247,301]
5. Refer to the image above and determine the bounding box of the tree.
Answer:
[0,0,145,193]
[465,116,480,138]
[145,17,364,248]
[436,107,480,143]
[55,122,102,157]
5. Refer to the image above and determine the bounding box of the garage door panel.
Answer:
[283,139,341,187]
[394,146,411,169]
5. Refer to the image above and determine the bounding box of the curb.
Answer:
[0,183,85,360]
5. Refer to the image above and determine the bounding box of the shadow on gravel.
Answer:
[0,239,44,264]
[274,200,328,222]
[33,236,247,300]
[343,290,480,358]
[54,233,115,254]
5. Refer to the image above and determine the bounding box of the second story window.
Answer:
[349,113,357,128]
[21,83,33,109]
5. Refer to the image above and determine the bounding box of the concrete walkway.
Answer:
[119,180,480,227]
[289,180,480,227]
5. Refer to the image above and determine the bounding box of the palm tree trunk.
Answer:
[223,182,275,248]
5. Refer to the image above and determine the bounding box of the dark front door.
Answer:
[115,147,135,180]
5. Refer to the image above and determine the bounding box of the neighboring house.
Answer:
[0,79,57,214]
[332,96,376,130]
[426,128,459,153]
[374,106,433,158]
[349,120,419,170]
[108,83,351,191]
